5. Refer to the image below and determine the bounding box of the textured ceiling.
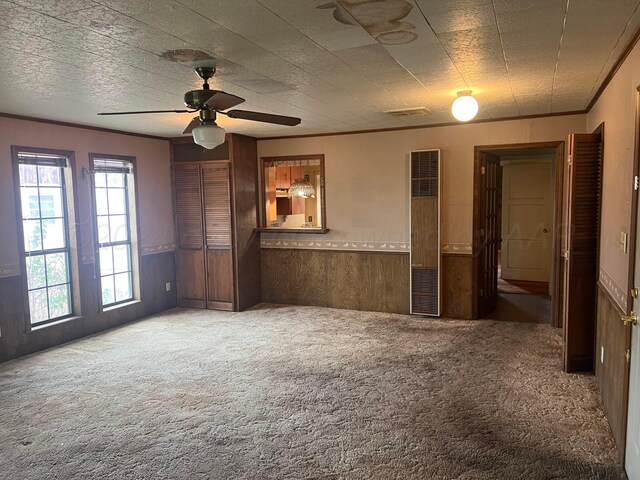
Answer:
[0,0,639,138]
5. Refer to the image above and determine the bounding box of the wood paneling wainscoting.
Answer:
[442,253,474,319]
[596,284,632,463]
[261,249,476,318]
[261,248,410,314]
[0,251,177,363]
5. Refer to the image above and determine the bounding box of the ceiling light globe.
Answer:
[451,92,479,122]
[192,123,226,149]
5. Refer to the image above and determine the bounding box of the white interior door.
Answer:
[501,160,553,282]
[626,209,640,477]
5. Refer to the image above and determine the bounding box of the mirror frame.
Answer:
[259,154,327,233]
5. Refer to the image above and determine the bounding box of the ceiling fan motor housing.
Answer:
[184,90,217,110]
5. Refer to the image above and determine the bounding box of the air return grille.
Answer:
[411,268,438,314]
[385,107,431,117]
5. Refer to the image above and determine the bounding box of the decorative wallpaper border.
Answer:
[442,243,473,254]
[0,264,21,278]
[260,239,410,252]
[81,243,176,264]
[261,240,475,254]
[141,243,176,256]
[599,268,628,312]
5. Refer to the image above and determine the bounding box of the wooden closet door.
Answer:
[174,163,206,308]
[201,162,235,311]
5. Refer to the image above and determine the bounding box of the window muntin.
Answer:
[261,155,325,230]
[17,154,73,325]
[91,157,136,308]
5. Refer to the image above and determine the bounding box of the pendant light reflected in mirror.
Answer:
[288,174,316,198]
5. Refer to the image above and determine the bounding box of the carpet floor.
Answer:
[0,305,625,480]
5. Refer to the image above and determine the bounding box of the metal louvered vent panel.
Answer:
[412,179,437,197]
[411,267,438,315]
[410,148,440,316]
[411,150,439,198]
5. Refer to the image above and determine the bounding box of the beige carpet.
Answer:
[0,305,624,479]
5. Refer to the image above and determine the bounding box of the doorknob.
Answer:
[621,312,638,326]
[543,228,549,233]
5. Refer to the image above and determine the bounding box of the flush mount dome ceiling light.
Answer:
[451,90,479,122]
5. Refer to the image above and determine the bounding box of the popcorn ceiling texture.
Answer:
[0,306,624,479]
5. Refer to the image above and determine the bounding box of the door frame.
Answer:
[472,141,565,326]
[626,90,640,316]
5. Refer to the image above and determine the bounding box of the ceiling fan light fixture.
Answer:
[192,123,226,149]
[451,90,479,122]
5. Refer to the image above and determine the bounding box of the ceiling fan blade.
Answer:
[98,109,192,115]
[204,91,245,111]
[225,109,301,126]
[182,116,201,134]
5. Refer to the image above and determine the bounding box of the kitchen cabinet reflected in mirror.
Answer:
[261,155,325,230]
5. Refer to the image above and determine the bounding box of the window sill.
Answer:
[255,228,330,234]
[30,315,83,332]
[102,299,141,313]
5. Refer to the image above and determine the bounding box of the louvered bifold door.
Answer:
[563,133,602,373]
[174,163,207,308]
[201,162,235,311]
[410,150,441,315]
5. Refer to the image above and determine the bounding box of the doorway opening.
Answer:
[472,142,565,327]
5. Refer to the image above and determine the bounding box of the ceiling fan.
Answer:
[98,67,301,148]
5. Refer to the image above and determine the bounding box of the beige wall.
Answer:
[588,40,640,312]
[258,114,586,254]
[0,117,174,277]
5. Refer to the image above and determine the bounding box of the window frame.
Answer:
[258,154,329,233]
[11,146,82,329]
[88,153,141,310]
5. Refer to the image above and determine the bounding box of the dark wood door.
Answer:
[477,152,501,317]
[201,162,235,311]
[563,133,602,372]
[174,163,206,308]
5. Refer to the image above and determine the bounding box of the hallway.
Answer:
[487,293,552,325]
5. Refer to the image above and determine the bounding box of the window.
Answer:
[90,155,139,308]
[13,148,78,326]
[260,155,327,231]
